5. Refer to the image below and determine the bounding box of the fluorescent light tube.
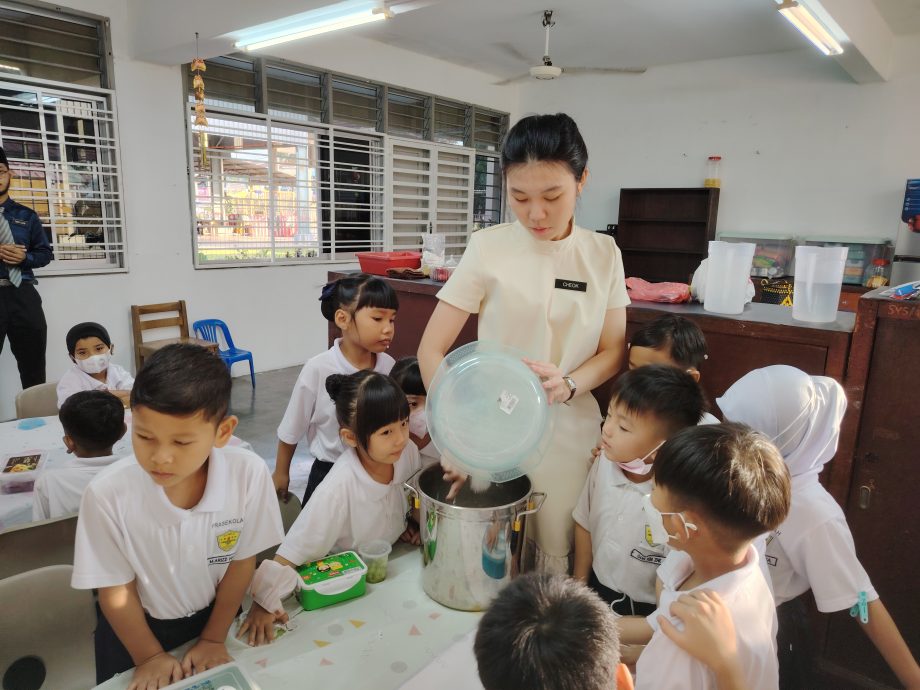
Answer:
[777,1,843,56]
[237,7,391,51]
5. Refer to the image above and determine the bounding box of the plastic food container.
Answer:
[431,265,455,282]
[296,551,367,611]
[803,237,893,286]
[356,251,421,276]
[162,661,260,689]
[719,232,795,277]
[357,539,392,583]
[0,452,46,494]
[426,340,555,484]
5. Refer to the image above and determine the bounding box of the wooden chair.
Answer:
[0,565,96,690]
[130,300,217,370]
[14,381,59,418]
[0,514,78,580]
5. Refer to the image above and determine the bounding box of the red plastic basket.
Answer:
[356,251,421,276]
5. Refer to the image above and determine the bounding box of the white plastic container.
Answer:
[0,452,46,495]
[793,246,848,323]
[704,241,756,315]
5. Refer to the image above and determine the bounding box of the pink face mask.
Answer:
[616,440,664,476]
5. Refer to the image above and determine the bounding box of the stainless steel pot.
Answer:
[405,464,545,611]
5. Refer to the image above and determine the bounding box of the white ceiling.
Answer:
[132,0,920,70]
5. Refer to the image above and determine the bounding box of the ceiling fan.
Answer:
[494,9,646,85]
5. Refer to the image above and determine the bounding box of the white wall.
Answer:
[0,0,517,420]
[517,37,920,240]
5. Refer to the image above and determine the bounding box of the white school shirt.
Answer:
[637,545,778,690]
[71,446,283,620]
[277,443,421,565]
[32,452,121,520]
[572,458,666,604]
[56,363,134,408]
[765,481,877,610]
[699,411,720,425]
[276,339,395,462]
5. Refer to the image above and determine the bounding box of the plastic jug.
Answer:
[704,241,756,315]
[793,246,848,322]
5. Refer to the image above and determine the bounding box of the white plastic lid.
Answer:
[426,341,555,483]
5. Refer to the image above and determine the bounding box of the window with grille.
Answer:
[387,90,427,140]
[331,79,379,132]
[0,2,109,88]
[433,99,468,146]
[192,57,258,113]
[472,109,506,152]
[266,65,322,123]
[0,80,124,273]
[190,111,383,267]
[474,154,502,228]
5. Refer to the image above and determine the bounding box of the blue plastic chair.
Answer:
[192,319,255,387]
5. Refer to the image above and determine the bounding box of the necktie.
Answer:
[0,212,22,287]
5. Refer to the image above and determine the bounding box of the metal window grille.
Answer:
[266,65,322,123]
[474,154,502,227]
[433,98,469,146]
[190,111,383,267]
[331,78,379,132]
[472,108,506,152]
[0,80,125,273]
[386,90,427,140]
[191,57,258,113]
[0,2,108,88]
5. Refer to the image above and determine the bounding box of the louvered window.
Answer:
[472,108,506,152]
[433,99,468,146]
[266,65,322,123]
[386,90,426,140]
[331,78,379,132]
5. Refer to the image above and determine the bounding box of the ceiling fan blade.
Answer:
[562,66,647,75]
[492,73,531,86]
[494,42,535,65]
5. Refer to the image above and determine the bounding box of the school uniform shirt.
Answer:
[71,446,283,621]
[56,362,135,408]
[765,481,877,610]
[572,458,666,603]
[636,545,778,690]
[32,452,121,521]
[699,411,720,425]
[276,338,395,462]
[437,220,630,572]
[276,443,421,566]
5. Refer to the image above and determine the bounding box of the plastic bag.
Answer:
[422,233,445,272]
[626,277,691,303]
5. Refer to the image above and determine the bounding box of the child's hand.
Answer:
[237,602,287,647]
[522,358,569,404]
[127,651,183,690]
[181,639,232,677]
[271,470,291,501]
[590,444,602,464]
[658,590,740,679]
[400,524,421,545]
[440,458,467,500]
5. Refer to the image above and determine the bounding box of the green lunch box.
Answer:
[296,550,368,611]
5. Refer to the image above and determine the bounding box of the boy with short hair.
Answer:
[474,573,634,690]
[574,365,706,615]
[622,423,791,690]
[57,321,134,408]
[72,344,283,687]
[32,390,126,520]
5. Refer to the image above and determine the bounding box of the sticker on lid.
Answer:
[299,551,364,587]
[497,391,519,415]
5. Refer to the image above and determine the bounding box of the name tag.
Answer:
[554,279,587,292]
[10,218,27,226]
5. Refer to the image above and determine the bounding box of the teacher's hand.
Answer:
[522,358,569,405]
[0,244,26,265]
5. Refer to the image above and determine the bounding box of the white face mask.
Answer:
[408,407,428,438]
[642,493,698,546]
[616,440,665,476]
[77,352,111,375]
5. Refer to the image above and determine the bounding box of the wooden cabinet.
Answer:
[617,187,719,283]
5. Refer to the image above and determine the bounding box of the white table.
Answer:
[0,413,252,530]
[95,544,482,690]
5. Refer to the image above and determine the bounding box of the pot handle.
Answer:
[404,467,423,510]
[513,492,546,532]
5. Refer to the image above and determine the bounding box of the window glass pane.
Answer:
[331,79,378,131]
[266,65,322,123]
[473,109,505,152]
[433,99,467,146]
[387,90,426,139]
[189,57,257,112]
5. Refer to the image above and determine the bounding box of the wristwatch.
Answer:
[562,375,577,402]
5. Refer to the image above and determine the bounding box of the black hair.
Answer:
[319,274,399,323]
[59,390,125,453]
[475,574,620,690]
[653,423,791,542]
[66,322,112,355]
[389,357,426,397]
[325,370,409,449]
[610,364,707,434]
[0,147,8,169]
[631,314,708,370]
[501,113,588,182]
[131,344,231,423]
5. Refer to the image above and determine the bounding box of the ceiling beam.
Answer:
[817,0,895,82]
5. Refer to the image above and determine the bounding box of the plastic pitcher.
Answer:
[704,241,756,315]
[793,246,848,323]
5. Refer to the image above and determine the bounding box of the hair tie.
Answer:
[319,281,337,301]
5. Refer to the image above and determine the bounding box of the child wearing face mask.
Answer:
[573,365,706,616]
[389,357,439,466]
[718,366,920,690]
[56,321,134,409]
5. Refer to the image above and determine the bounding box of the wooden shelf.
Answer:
[619,218,709,224]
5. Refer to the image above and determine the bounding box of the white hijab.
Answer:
[716,365,847,491]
